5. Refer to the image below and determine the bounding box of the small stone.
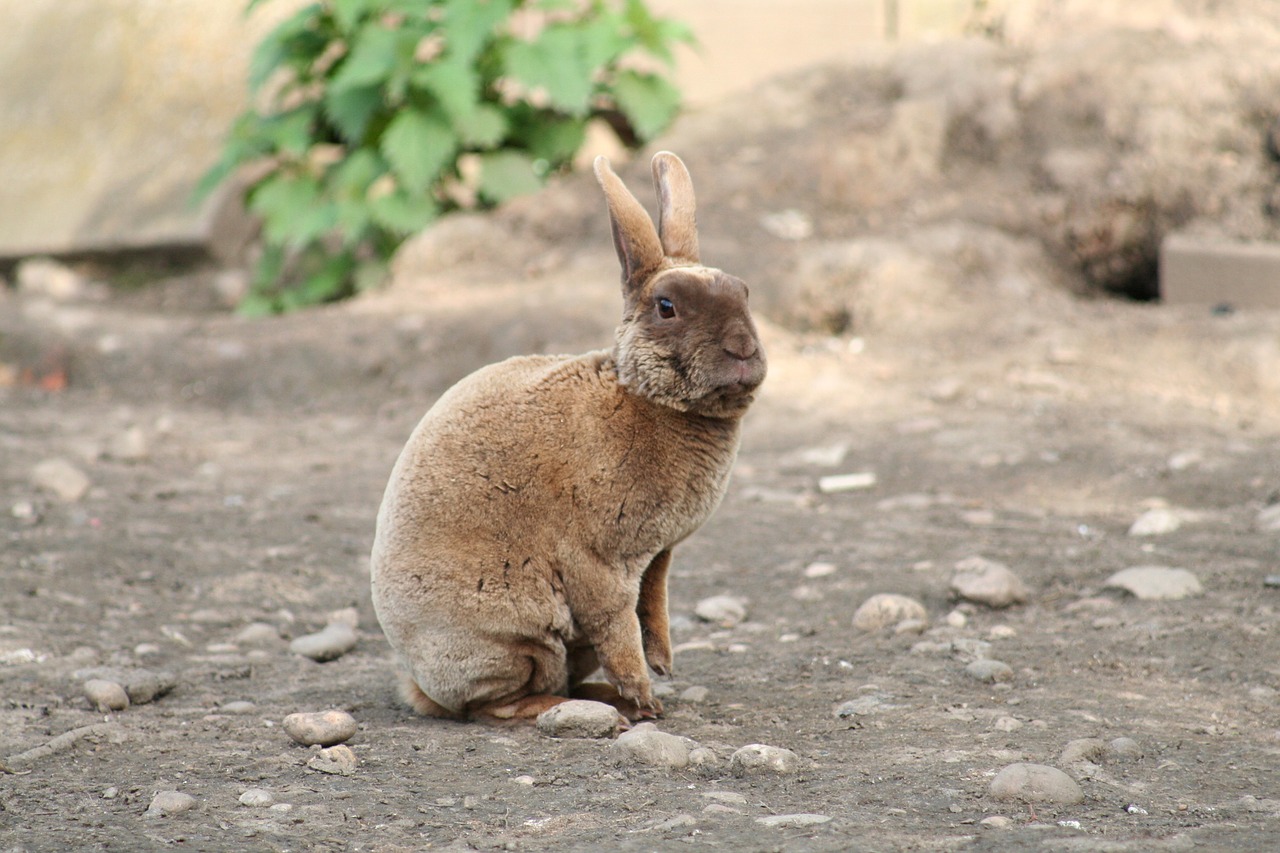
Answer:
[950,557,1029,608]
[835,695,883,718]
[535,700,622,739]
[1128,507,1185,536]
[965,659,1014,684]
[851,593,927,632]
[239,788,275,808]
[803,561,838,578]
[687,747,719,767]
[220,700,257,715]
[84,679,129,712]
[894,618,928,635]
[980,815,1014,829]
[108,427,148,462]
[307,744,358,776]
[15,257,92,301]
[145,790,197,818]
[1104,566,1203,600]
[988,625,1017,639]
[945,609,968,628]
[1106,737,1144,761]
[680,685,710,703]
[818,471,877,493]
[1059,737,1106,765]
[283,710,358,747]
[729,744,800,776]
[512,775,536,786]
[31,458,91,502]
[1256,504,1280,532]
[993,716,1023,732]
[756,813,830,828]
[612,723,694,768]
[122,670,177,705]
[703,791,748,805]
[694,595,747,627]
[989,763,1084,804]
[289,623,358,662]
[650,814,697,832]
[234,622,281,646]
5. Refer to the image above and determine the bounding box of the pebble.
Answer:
[1104,566,1203,600]
[980,815,1014,829]
[1256,504,1280,532]
[31,458,91,502]
[818,471,877,493]
[965,659,1014,684]
[694,595,747,627]
[950,557,1029,608]
[535,700,622,739]
[680,685,710,703]
[851,593,927,632]
[702,791,748,806]
[145,791,197,818]
[220,700,257,715]
[993,716,1022,732]
[289,623,358,661]
[234,622,281,646]
[15,257,94,301]
[1107,737,1144,761]
[756,813,831,828]
[611,723,694,768]
[804,561,837,578]
[945,609,968,628]
[1060,737,1106,765]
[988,625,1017,639]
[84,679,129,712]
[283,710,358,747]
[107,427,149,461]
[1128,507,1185,536]
[649,814,697,832]
[117,669,176,705]
[238,788,275,808]
[307,744,358,775]
[687,747,719,767]
[989,763,1084,804]
[729,744,800,776]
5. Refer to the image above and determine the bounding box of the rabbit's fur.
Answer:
[370,152,766,722]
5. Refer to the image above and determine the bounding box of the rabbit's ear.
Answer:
[595,156,665,285]
[651,151,700,263]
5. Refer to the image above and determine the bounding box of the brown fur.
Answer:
[369,152,766,722]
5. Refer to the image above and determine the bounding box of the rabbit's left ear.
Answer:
[595,156,665,285]
[651,151,700,264]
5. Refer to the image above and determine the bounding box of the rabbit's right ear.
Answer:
[594,156,665,286]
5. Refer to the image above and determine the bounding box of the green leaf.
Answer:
[324,83,383,143]
[330,24,400,93]
[368,190,439,234]
[248,4,322,91]
[454,104,508,147]
[380,107,456,193]
[331,148,386,195]
[264,106,319,156]
[412,58,479,122]
[249,173,325,244]
[521,115,585,165]
[504,25,593,115]
[330,0,370,33]
[477,150,543,204]
[610,70,680,141]
[576,12,629,71]
[444,0,513,62]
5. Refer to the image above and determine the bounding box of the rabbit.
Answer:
[369,151,766,723]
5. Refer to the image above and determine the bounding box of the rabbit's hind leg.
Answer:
[398,671,463,719]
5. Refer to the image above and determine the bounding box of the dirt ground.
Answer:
[4,14,1280,849]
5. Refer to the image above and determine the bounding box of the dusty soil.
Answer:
[4,13,1280,849]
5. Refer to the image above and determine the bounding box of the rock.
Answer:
[289,623,358,662]
[950,557,1029,608]
[122,670,176,705]
[945,609,968,628]
[1128,507,1185,536]
[535,700,622,739]
[1257,504,1280,532]
[687,747,719,767]
[1106,737,1144,762]
[1059,737,1107,765]
[31,458,91,502]
[965,659,1014,684]
[612,723,694,768]
[703,791,748,806]
[14,257,93,301]
[107,427,148,461]
[238,788,274,808]
[1104,566,1203,600]
[980,815,1014,829]
[233,622,281,647]
[729,744,800,776]
[694,595,748,627]
[649,814,698,832]
[989,763,1084,804]
[851,593,928,631]
[894,618,928,635]
[803,561,838,578]
[680,685,710,703]
[84,679,129,712]
[220,700,256,715]
[818,471,877,493]
[993,716,1022,732]
[145,790,196,818]
[307,745,358,776]
[835,695,884,717]
[282,710,358,747]
[756,813,831,828]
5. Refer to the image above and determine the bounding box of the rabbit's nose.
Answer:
[723,333,758,361]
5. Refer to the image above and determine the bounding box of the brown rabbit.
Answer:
[370,151,766,722]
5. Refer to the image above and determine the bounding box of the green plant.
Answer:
[198,0,693,315]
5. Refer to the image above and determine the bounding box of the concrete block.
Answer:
[1160,233,1280,309]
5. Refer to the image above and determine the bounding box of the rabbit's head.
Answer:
[594,152,767,419]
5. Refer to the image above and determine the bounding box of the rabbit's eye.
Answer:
[656,297,676,319]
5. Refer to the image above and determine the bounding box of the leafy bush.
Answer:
[199,0,693,314]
